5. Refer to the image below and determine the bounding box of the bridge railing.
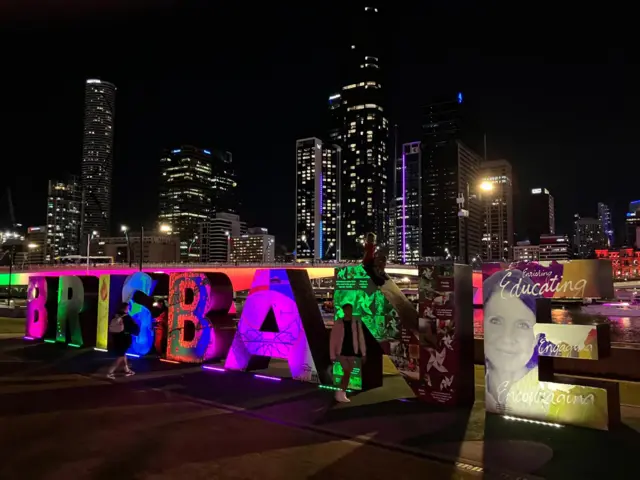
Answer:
[0,260,410,273]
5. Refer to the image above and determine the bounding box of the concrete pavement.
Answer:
[2,338,640,479]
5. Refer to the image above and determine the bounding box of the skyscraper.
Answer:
[479,159,514,261]
[200,212,246,263]
[598,202,614,247]
[46,175,82,261]
[573,215,606,258]
[331,5,389,258]
[422,93,482,261]
[158,145,236,262]
[395,141,422,264]
[625,200,640,247]
[81,79,116,237]
[295,138,341,261]
[527,188,555,244]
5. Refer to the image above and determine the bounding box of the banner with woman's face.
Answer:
[482,264,617,430]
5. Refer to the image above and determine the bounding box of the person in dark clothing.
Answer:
[329,303,367,403]
[106,302,137,379]
[153,299,168,356]
[362,232,387,286]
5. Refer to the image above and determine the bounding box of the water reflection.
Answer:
[473,308,640,344]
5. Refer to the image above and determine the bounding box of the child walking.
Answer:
[106,302,137,379]
[330,303,367,403]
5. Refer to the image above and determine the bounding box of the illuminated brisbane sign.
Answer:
[25,263,620,431]
[25,268,332,380]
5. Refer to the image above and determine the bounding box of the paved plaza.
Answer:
[1,318,640,479]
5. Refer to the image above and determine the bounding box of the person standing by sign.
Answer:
[362,233,386,286]
[330,303,367,403]
[106,302,138,379]
[153,299,168,356]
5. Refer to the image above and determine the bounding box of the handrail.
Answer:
[0,261,416,273]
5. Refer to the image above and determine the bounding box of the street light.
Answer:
[480,181,494,192]
[86,231,99,270]
[121,225,132,267]
[160,224,172,233]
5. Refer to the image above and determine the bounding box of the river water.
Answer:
[473,308,640,345]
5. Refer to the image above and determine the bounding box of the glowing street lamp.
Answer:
[480,181,494,192]
[160,224,172,233]
[121,225,132,267]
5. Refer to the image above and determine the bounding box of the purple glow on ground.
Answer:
[254,374,282,382]
[203,365,226,372]
[23,336,35,341]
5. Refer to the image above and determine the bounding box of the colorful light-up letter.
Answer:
[225,269,331,383]
[56,276,98,346]
[123,272,155,356]
[26,277,57,339]
[97,275,128,350]
[167,272,233,363]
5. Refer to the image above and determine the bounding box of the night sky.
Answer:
[1,1,636,248]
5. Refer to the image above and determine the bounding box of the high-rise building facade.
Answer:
[394,141,422,264]
[422,93,482,261]
[625,200,640,247]
[231,227,275,264]
[158,145,236,262]
[527,188,555,244]
[46,175,82,261]
[26,226,47,265]
[597,202,614,247]
[81,79,116,237]
[573,215,606,258]
[479,159,514,261]
[331,5,389,258]
[295,138,341,261]
[539,234,571,261]
[200,212,246,263]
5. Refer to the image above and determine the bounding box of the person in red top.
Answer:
[153,299,168,356]
[362,232,387,286]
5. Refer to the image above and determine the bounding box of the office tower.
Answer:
[513,241,540,262]
[331,5,389,258]
[395,141,422,263]
[26,226,47,264]
[597,202,614,247]
[573,214,606,258]
[295,138,341,261]
[231,227,275,264]
[479,159,514,261]
[422,93,483,261]
[539,234,571,261]
[527,188,555,244]
[159,145,237,262]
[200,212,246,263]
[46,175,82,261]
[625,200,640,247]
[81,79,116,237]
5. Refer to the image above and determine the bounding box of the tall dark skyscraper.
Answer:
[598,202,614,247]
[81,78,116,237]
[295,138,341,261]
[394,141,422,264]
[330,5,389,258]
[421,93,482,261]
[158,145,236,262]
[527,187,555,244]
[46,175,82,261]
